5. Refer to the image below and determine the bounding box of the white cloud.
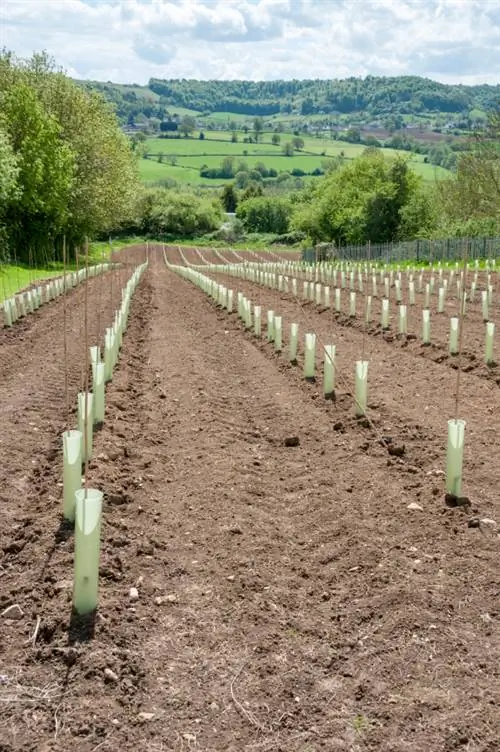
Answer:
[0,0,499,84]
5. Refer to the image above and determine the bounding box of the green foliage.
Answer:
[0,51,140,263]
[434,110,500,236]
[142,189,223,237]
[0,126,19,254]
[0,80,75,259]
[128,76,499,120]
[221,183,238,212]
[291,150,426,245]
[179,115,196,137]
[236,196,292,234]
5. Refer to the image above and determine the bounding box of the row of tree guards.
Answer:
[182,252,498,364]
[1,264,114,327]
[167,249,467,507]
[62,261,148,616]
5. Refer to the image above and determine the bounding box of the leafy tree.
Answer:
[292,136,305,150]
[241,183,263,201]
[0,126,19,204]
[231,131,238,143]
[0,81,75,262]
[0,51,140,261]
[237,196,292,233]
[253,117,264,143]
[221,183,238,212]
[283,142,294,156]
[291,150,423,245]
[143,189,222,237]
[271,133,281,146]
[179,115,196,137]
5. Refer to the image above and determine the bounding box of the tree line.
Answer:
[0,52,140,265]
[80,75,499,125]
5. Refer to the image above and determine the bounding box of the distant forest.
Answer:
[78,75,500,123]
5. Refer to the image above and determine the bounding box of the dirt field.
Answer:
[1,245,498,752]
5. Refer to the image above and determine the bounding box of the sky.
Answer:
[1,0,500,86]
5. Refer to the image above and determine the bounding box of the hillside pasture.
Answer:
[142,130,450,185]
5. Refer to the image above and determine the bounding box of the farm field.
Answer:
[1,244,498,751]
[142,131,450,184]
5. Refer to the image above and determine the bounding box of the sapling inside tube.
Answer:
[449,317,459,355]
[93,363,105,426]
[62,430,82,522]
[365,295,372,324]
[245,299,252,329]
[446,419,466,497]
[73,488,103,615]
[437,287,445,313]
[78,392,94,464]
[304,333,316,380]
[422,309,431,345]
[485,321,495,365]
[274,316,282,352]
[355,360,369,417]
[381,298,390,329]
[424,283,430,309]
[289,322,298,363]
[267,310,275,342]
[323,344,336,398]
[335,287,341,312]
[349,291,356,317]
[481,290,489,322]
[315,283,322,305]
[409,281,415,305]
[254,305,262,336]
[398,304,407,335]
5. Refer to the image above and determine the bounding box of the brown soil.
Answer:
[1,246,498,752]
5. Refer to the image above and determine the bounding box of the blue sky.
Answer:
[1,0,499,85]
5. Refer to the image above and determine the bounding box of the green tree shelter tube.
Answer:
[254,305,262,336]
[381,299,389,329]
[304,333,316,380]
[446,419,466,497]
[2,302,12,327]
[355,360,369,417]
[398,305,407,335]
[93,363,105,426]
[274,316,283,352]
[267,310,275,342]
[78,392,94,464]
[73,488,103,615]
[289,323,298,363]
[63,430,82,522]
[323,344,336,398]
[449,317,459,355]
[422,309,431,345]
[349,292,356,317]
[482,291,489,322]
[365,295,372,323]
[485,321,495,365]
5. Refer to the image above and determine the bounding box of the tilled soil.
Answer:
[0,246,498,752]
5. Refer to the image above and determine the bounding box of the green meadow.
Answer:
[140,129,450,185]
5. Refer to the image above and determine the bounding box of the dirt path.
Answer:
[1,249,498,751]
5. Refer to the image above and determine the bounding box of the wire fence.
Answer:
[302,237,500,263]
